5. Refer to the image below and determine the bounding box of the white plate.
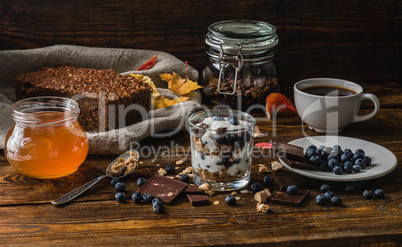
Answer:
[278,136,398,182]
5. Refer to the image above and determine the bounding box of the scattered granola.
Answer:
[176,159,184,165]
[271,161,284,171]
[240,190,252,194]
[231,191,238,196]
[199,183,210,191]
[180,166,193,175]
[258,164,270,173]
[213,201,220,206]
[254,191,268,203]
[158,168,167,176]
[257,203,270,213]
[235,196,241,201]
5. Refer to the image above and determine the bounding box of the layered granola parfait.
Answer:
[188,109,256,191]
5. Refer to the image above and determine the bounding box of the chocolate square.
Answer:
[272,141,305,162]
[183,184,205,194]
[137,175,188,204]
[271,189,310,206]
[281,157,318,170]
[187,194,209,206]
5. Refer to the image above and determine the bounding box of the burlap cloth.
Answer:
[0,45,202,154]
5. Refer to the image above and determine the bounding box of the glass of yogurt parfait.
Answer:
[188,109,256,191]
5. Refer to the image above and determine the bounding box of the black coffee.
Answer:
[302,85,357,96]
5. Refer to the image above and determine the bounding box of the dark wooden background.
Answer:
[0,0,401,87]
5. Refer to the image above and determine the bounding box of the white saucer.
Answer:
[278,136,398,182]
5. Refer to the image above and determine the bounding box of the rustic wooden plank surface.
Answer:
[0,0,401,86]
[0,82,401,246]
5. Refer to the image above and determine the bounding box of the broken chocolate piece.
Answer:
[281,157,318,170]
[187,194,209,206]
[271,189,310,206]
[183,184,206,194]
[272,141,304,162]
[137,174,188,204]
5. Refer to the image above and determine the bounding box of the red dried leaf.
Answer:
[255,142,273,150]
[136,54,157,71]
[266,93,297,120]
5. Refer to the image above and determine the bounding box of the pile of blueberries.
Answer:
[315,184,342,206]
[304,145,372,175]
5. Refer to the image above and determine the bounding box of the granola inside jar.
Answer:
[202,20,279,110]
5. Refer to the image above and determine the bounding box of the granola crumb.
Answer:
[180,166,192,174]
[139,161,144,165]
[157,164,160,167]
[176,159,184,165]
[258,164,270,173]
[206,190,215,196]
[263,188,272,199]
[231,191,237,196]
[213,201,220,206]
[235,196,241,201]
[158,168,167,176]
[254,191,268,203]
[166,176,175,179]
[199,183,210,191]
[257,203,270,213]
[271,161,284,171]
[240,190,252,194]
[175,166,180,170]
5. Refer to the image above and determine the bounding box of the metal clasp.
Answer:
[217,42,243,95]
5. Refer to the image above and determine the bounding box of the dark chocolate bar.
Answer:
[183,184,206,194]
[137,174,188,204]
[187,194,209,206]
[281,157,318,170]
[272,141,305,162]
[271,189,310,206]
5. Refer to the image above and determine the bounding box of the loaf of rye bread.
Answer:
[16,66,152,132]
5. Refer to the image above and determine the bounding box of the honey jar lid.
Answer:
[206,20,278,52]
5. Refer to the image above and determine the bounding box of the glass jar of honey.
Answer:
[5,97,89,178]
[202,20,280,110]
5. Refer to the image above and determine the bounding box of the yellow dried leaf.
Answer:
[160,72,201,96]
[130,74,160,97]
[153,95,189,109]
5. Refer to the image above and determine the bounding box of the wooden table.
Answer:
[0,82,401,246]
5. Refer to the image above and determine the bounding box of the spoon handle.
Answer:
[52,175,108,205]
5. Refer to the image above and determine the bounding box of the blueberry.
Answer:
[110,177,121,187]
[324,191,336,202]
[340,153,353,163]
[305,148,318,159]
[355,158,366,169]
[315,194,326,205]
[339,162,345,170]
[318,161,328,171]
[251,182,263,193]
[364,156,372,167]
[345,184,356,194]
[363,190,374,199]
[286,185,298,195]
[228,116,240,125]
[309,155,322,166]
[142,193,155,204]
[323,147,333,156]
[343,161,353,174]
[152,197,163,205]
[153,200,165,214]
[374,189,384,199]
[115,192,126,202]
[352,164,361,173]
[318,145,326,152]
[137,178,147,188]
[320,184,331,193]
[225,133,237,145]
[114,182,126,192]
[330,149,341,157]
[213,116,225,121]
[327,154,339,162]
[165,164,176,174]
[179,174,190,183]
[263,176,274,186]
[132,192,143,203]
[216,160,223,166]
[307,145,317,150]
[333,166,343,175]
[355,149,365,156]
[331,196,342,206]
[225,195,236,205]
[333,145,342,152]
[343,148,353,154]
[215,134,227,144]
[222,151,232,161]
[328,158,339,171]
[352,153,365,162]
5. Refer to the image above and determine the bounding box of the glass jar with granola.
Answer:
[202,20,279,110]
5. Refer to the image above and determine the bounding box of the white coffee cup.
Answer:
[294,78,380,133]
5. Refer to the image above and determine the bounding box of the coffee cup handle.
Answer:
[351,93,380,123]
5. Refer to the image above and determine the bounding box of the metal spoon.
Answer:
[52,150,139,205]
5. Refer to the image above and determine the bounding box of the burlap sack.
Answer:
[0,45,202,154]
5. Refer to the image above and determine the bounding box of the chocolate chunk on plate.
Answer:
[271,189,310,206]
[281,157,318,170]
[272,141,304,162]
[137,174,188,204]
[187,194,209,206]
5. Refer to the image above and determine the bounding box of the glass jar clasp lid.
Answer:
[217,42,243,95]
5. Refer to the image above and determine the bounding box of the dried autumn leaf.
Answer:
[129,74,160,97]
[255,142,273,150]
[153,95,189,109]
[136,54,157,71]
[266,93,297,120]
[160,72,202,96]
